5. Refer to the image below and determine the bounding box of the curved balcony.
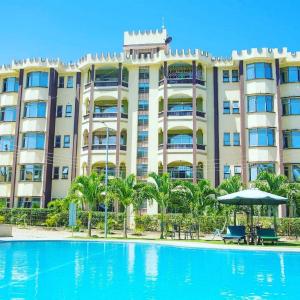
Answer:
[158,63,205,86]
[82,144,127,151]
[158,110,206,118]
[158,161,204,180]
[85,66,129,89]
[158,143,206,150]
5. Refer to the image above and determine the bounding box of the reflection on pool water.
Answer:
[0,241,299,299]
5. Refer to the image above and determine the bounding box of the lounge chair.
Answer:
[257,228,279,245]
[223,225,246,245]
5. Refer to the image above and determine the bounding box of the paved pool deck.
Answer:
[1,226,300,252]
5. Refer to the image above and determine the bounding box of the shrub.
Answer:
[0,215,5,224]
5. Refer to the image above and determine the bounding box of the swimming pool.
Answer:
[0,241,299,299]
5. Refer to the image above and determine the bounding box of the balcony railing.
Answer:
[158,110,206,118]
[84,81,128,89]
[83,112,128,120]
[158,144,205,150]
[159,167,204,180]
[82,144,126,151]
[159,78,205,86]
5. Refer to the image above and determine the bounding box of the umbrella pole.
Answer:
[273,206,277,233]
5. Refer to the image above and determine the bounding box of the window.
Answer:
[138,82,149,93]
[137,164,148,177]
[234,166,242,176]
[247,95,273,112]
[233,133,240,146]
[249,128,275,147]
[282,98,300,115]
[224,165,231,179]
[22,133,45,150]
[139,67,149,80]
[64,135,70,148]
[20,164,43,181]
[138,100,149,111]
[0,106,16,121]
[232,70,239,82]
[3,77,19,92]
[168,134,193,145]
[0,166,12,182]
[246,63,272,80]
[24,102,46,118]
[232,101,240,114]
[53,166,59,179]
[249,163,275,181]
[27,72,48,88]
[58,76,64,88]
[0,135,14,151]
[67,76,73,88]
[137,131,148,142]
[280,67,300,83]
[18,197,40,208]
[223,101,230,114]
[283,131,300,149]
[62,166,69,179]
[57,105,63,118]
[138,115,148,125]
[223,133,231,146]
[292,165,300,182]
[223,70,230,82]
[137,147,148,158]
[65,105,72,117]
[55,135,61,148]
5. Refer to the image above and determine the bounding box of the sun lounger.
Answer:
[257,228,279,245]
[223,225,246,245]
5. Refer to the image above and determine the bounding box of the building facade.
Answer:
[0,28,299,214]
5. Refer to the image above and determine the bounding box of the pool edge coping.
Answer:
[1,238,300,253]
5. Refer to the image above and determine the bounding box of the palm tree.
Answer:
[255,171,288,196]
[286,183,300,217]
[108,174,138,238]
[182,179,216,217]
[69,172,105,237]
[218,175,244,225]
[144,172,186,239]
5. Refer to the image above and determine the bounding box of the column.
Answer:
[192,61,197,183]
[163,61,168,173]
[239,60,247,185]
[9,69,24,207]
[213,66,220,187]
[71,72,81,180]
[116,63,122,177]
[87,64,95,174]
[42,68,58,207]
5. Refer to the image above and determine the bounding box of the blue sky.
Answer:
[1,0,299,64]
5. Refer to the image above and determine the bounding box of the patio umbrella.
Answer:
[218,188,287,233]
[217,189,287,206]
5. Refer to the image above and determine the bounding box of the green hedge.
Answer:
[1,209,300,237]
[0,208,124,230]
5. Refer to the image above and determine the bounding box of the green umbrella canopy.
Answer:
[218,188,287,205]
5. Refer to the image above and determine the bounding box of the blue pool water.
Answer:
[0,241,299,299]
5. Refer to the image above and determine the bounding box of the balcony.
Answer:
[158,63,205,86]
[158,162,204,180]
[158,110,206,118]
[158,143,206,150]
[85,66,129,89]
[82,144,127,151]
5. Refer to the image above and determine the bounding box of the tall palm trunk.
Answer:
[160,206,166,239]
[123,206,127,238]
[87,210,92,237]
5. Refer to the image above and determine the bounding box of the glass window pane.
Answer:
[292,131,300,148]
[249,129,257,146]
[290,99,300,114]
[292,165,300,182]
[288,67,298,82]
[256,96,265,112]
[248,96,256,112]
[265,63,272,79]
[255,63,265,79]
[258,128,267,146]
[247,64,255,80]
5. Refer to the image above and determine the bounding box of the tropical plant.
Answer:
[107,174,139,238]
[69,172,105,237]
[142,172,187,239]
[182,179,217,217]
[218,175,244,224]
[286,183,300,217]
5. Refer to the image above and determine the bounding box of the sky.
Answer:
[1,0,300,65]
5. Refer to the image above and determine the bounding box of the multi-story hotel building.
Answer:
[0,28,299,215]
